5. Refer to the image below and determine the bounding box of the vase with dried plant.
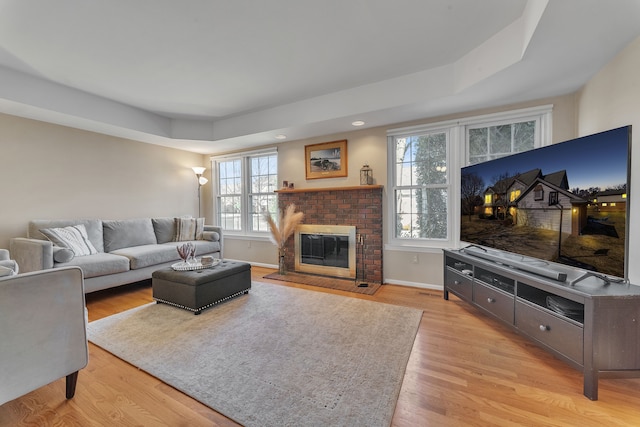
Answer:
[263,204,304,275]
[176,242,196,266]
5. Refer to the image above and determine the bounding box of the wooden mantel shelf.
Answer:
[275,185,383,194]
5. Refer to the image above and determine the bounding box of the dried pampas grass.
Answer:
[264,204,304,251]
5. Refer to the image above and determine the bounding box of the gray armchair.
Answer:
[0,267,88,405]
[0,248,18,276]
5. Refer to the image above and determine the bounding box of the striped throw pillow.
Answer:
[40,224,98,257]
[174,218,205,241]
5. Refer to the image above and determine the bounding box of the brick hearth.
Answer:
[277,185,383,283]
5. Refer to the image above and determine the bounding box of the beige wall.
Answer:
[0,114,209,249]
[576,35,640,283]
[276,127,388,190]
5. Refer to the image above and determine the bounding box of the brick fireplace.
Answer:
[277,185,383,284]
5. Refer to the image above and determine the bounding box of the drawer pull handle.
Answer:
[454,280,460,285]
[487,297,495,303]
[539,325,549,332]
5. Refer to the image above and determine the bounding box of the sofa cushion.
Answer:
[112,241,221,270]
[111,244,183,270]
[103,218,157,253]
[55,252,130,279]
[174,218,204,241]
[30,219,104,253]
[152,217,176,244]
[40,225,98,257]
[161,240,221,256]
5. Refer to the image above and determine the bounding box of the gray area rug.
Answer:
[87,281,422,427]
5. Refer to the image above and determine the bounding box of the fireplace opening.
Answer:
[294,225,356,279]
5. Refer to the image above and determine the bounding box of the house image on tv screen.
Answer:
[481,168,588,237]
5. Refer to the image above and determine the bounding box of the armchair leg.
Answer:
[66,371,79,399]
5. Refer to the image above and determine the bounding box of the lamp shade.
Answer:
[192,166,206,175]
[198,176,209,186]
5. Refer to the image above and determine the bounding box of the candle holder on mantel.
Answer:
[360,163,373,185]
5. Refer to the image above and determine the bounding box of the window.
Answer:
[249,155,278,232]
[468,120,536,165]
[510,189,521,202]
[391,129,450,240]
[217,159,242,230]
[534,184,544,201]
[387,105,551,248]
[212,149,278,234]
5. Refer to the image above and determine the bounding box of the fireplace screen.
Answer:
[300,234,349,268]
[294,225,356,279]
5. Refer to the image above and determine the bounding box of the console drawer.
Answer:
[516,300,583,364]
[474,281,514,323]
[445,268,472,301]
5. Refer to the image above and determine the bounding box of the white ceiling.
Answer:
[1,0,639,154]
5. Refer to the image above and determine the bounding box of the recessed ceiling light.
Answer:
[351,121,365,126]
[275,134,287,140]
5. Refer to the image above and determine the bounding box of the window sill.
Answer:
[384,243,454,254]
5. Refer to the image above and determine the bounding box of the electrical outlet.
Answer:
[247,241,252,248]
[411,254,419,264]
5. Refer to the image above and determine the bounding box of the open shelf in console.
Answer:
[445,256,473,276]
[475,267,514,295]
[517,283,584,324]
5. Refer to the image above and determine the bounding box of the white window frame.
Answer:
[386,105,552,251]
[210,148,278,237]
[388,125,455,247]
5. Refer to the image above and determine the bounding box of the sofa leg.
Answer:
[66,371,79,399]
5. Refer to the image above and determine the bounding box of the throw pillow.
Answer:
[52,246,75,263]
[102,218,157,252]
[40,224,98,257]
[0,265,15,277]
[174,217,205,241]
[202,231,220,242]
[152,217,176,244]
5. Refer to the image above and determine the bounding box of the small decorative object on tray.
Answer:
[201,255,215,267]
[177,242,196,264]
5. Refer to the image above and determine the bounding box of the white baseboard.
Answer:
[382,278,443,291]
[225,259,278,270]
[232,259,444,291]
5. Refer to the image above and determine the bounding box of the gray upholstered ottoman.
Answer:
[152,260,251,314]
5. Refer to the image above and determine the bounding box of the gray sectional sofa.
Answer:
[10,218,223,293]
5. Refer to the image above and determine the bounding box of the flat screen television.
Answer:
[460,125,631,281]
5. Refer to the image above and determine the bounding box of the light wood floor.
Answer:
[2,266,640,426]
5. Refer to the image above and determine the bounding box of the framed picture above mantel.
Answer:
[305,139,348,180]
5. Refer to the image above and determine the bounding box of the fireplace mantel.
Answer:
[276,185,383,194]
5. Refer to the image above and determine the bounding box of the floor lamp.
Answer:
[192,167,208,218]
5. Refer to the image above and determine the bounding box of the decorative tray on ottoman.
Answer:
[171,258,220,271]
